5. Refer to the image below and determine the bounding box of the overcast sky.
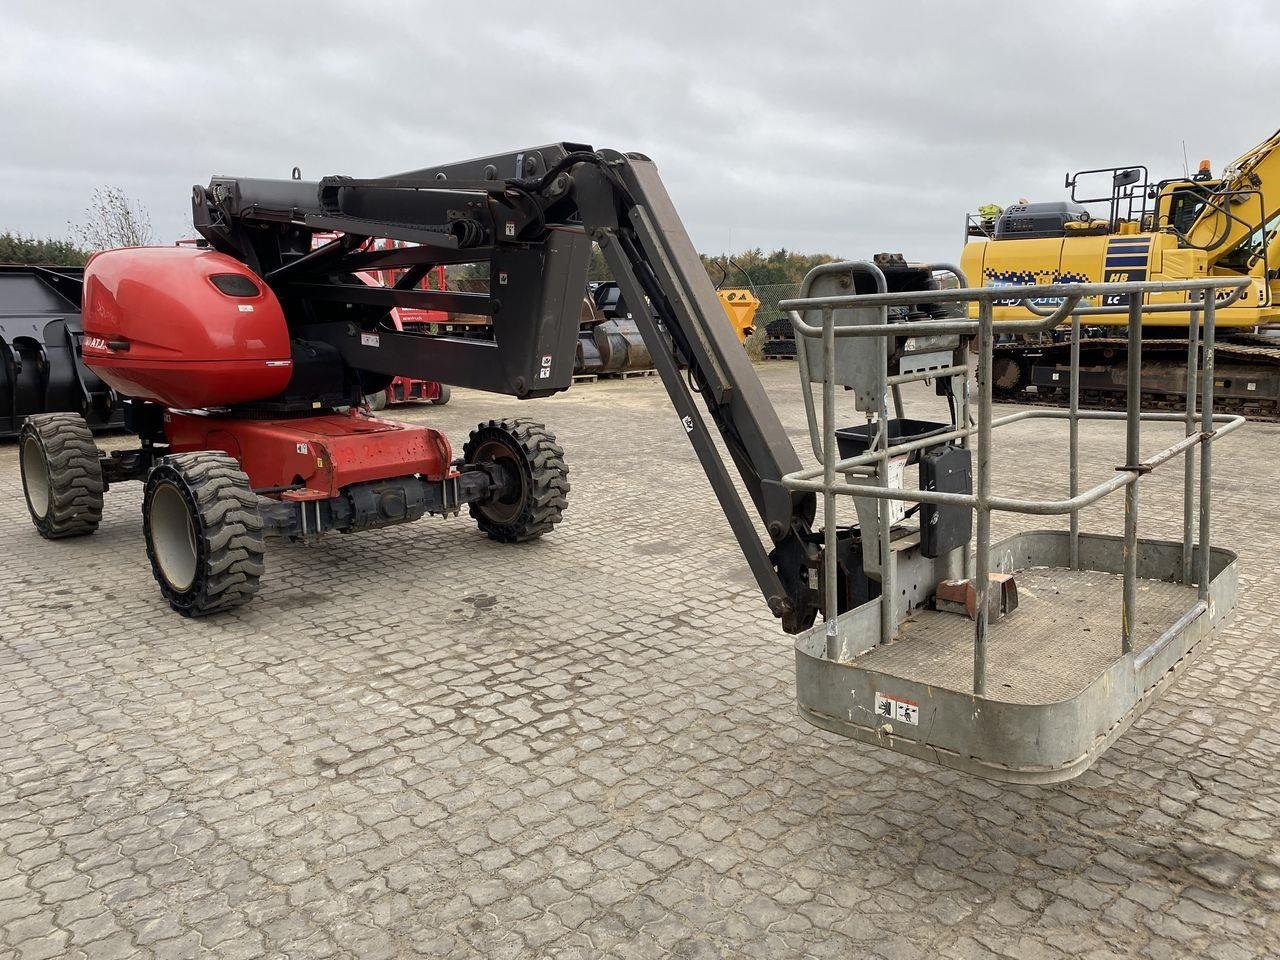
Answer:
[2,1,1276,263]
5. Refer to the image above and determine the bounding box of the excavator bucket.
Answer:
[0,265,120,438]
[717,289,760,343]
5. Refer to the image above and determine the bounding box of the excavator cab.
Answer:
[1155,178,1218,237]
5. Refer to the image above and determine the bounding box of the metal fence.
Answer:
[749,283,802,321]
[740,283,801,358]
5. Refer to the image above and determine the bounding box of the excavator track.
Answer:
[992,334,1280,421]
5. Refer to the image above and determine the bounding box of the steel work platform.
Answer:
[779,265,1247,783]
[795,530,1237,783]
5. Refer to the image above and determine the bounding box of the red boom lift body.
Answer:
[83,246,455,500]
[82,247,295,407]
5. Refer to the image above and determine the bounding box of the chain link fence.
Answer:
[743,283,800,361]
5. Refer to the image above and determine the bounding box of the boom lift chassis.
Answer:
[16,143,1244,780]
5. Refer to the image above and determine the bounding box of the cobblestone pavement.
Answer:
[1,363,1278,960]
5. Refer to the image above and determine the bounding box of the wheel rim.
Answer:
[473,437,527,524]
[21,437,51,518]
[151,482,198,591]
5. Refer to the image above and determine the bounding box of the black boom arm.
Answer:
[192,145,820,631]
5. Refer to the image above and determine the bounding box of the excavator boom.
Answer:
[1185,127,1280,267]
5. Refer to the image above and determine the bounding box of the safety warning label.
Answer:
[874,692,919,725]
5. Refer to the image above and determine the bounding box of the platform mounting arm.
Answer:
[566,153,819,632]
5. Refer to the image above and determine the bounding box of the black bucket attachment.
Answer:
[0,265,121,439]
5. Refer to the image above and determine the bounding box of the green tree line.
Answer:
[699,248,840,287]
[588,245,839,286]
[0,232,91,266]
[457,245,840,288]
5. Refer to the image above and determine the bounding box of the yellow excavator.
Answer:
[961,127,1280,414]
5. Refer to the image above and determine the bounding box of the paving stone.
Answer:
[0,370,1276,958]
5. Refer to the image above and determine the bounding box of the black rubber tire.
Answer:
[142,452,265,617]
[765,317,793,338]
[365,390,388,411]
[430,384,452,406]
[19,412,104,539]
[463,418,569,543]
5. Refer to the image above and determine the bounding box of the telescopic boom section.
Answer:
[191,145,820,631]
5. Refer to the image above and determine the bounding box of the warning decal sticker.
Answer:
[874,692,919,725]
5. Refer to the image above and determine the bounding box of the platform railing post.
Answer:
[1069,311,1081,570]
[880,300,901,650]
[1198,292,1217,601]
[1121,293,1143,655]
[973,301,993,696]
[959,362,974,581]
[822,307,838,652]
[879,382,895,647]
[1182,292,1202,584]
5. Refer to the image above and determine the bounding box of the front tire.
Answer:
[19,412,104,539]
[463,419,569,543]
[143,452,265,617]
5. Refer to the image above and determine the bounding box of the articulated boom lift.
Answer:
[18,145,1241,782]
[21,145,826,631]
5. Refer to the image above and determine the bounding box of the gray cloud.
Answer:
[2,0,1276,263]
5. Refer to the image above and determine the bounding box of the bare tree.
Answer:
[70,186,154,250]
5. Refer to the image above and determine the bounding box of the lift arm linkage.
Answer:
[192,145,821,631]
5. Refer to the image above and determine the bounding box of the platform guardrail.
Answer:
[778,271,1249,697]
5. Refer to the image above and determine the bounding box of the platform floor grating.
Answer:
[857,567,1199,704]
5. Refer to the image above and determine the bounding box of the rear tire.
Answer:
[19,412,103,539]
[463,419,569,542]
[143,452,265,617]
[430,384,452,406]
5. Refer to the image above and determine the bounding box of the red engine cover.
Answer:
[82,247,292,408]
